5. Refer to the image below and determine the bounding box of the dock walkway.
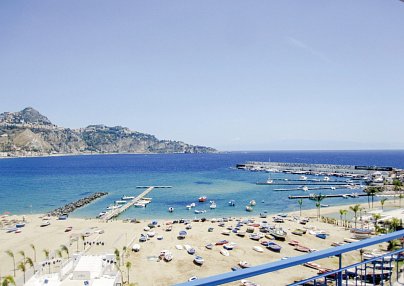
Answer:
[101,187,155,221]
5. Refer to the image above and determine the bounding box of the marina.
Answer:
[288,193,367,200]
[100,186,155,221]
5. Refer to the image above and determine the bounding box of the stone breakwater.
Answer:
[49,192,108,216]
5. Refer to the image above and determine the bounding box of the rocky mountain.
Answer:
[0,107,216,157]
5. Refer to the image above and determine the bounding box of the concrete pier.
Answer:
[101,187,155,221]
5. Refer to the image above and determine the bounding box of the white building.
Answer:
[25,254,121,286]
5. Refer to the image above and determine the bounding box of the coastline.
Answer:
[1,200,401,285]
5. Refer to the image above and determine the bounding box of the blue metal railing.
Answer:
[175,230,404,286]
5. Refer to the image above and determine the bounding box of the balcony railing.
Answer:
[175,229,404,286]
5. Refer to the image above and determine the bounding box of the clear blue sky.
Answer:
[1,1,403,151]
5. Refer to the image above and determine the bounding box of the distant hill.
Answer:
[0,107,216,157]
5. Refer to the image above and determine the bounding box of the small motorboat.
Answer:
[40,221,50,227]
[304,262,322,270]
[249,233,262,241]
[245,206,253,212]
[215,239,229,245]
[194,256,204,265]
[168,207,174,213]
[294,245,311,253]
[147,231,155,237]
[223,242,237,250]
[132,244,141,252]
[221,230,231,236]
[15,223,26,228]
[65,226,73,232]
[273,217,284,223]
[188,276,198,281]
[165,225,172,232]
[292,229,306,236]
[198,196,207,202]
[238,261,252,268]
[316,233,327,239]
[220,249,229,256]
[205,243,213,250]
[157,235,163,240]
[144,226,151,231]
[236,231,246,237]
[253,246,264,253]
[15,229,22,234]
[175,245,183,250]
[186,224,192,230]
[268,228,287,241]
[122,195,135,200]
[208,227,214,232]
[187,248,196,255]
[210,202,217,209]
[266,242,282,252]
[164,252,173,262]
[249,200,256,206]
[139,234,148,242]
[228,200,236,206]
[259,212,267,218]
[288,240,300,246]
[178,230,187,239]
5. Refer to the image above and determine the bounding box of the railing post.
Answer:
[337,254,342,286]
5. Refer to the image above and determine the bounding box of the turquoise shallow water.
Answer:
[0,151,403,219]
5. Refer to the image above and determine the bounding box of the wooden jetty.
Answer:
[101,186,155,221]
[288,193,367,200]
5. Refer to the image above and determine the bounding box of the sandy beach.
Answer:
[1,200,402,286]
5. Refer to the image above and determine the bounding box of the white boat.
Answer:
[331,187,336,190]
[228,200,236,206]
[175,245,183,250]
[134,203,146,208]
[302,186,309,192]
[220,249,229,256]
[190,203,196,208]
[266,175,273,184]
[323,176,330,181]
[342,194,349,199]
[186,205,192,210]
[210,202,217,209]
[300,175,308,181]
[115,200,127,205]
[132,244,141,252]
[106,205,120,210]
[122,195,135,200]
[168,207,174,213]
[147,231,155,237]
[40,221,50,227]
[249,200,256,206]
[194,256,204,265]
[164,252,173,262]
[253,246,264,253]
[245,206,253,212]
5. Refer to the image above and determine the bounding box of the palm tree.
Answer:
[313,194,325,220]
[114,248,121,266]
[56,250,63,259]
[389,217,401,232]
[349,204,361,229]
[43,249,50,273]
[393,180,402,203]
[1,275,15,286]
[17,261,26,283]
[18,250,26,262]
[380,198,387,210]
[81,235,86,250]
[60,245,70,259]
[125,261,132,284]
[122,246,127,265]
[25,257,34,271]
[339,209,346,226]
[5,250,16,277]
[297,199,303,217]
[359,249,365,262]
[372,213,381,232]
[365,186,382,208]
[30,244,36,262]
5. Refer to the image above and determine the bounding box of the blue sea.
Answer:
[0,150,403,219]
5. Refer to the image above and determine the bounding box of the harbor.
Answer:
[288,193,367,200]
[100,186,155,221]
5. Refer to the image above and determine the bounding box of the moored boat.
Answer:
[238,261,252,268]
[40,221,50,227]
[220,249,229,256]
[168,207,174,213]
[266,242,282,252]
[268,228,287,241]
[178,230,187,239]
[245,206,253,212]
[228,200,236,206]
[294,245,311,253]
[194,256,204,265]
[198,196,207,202]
